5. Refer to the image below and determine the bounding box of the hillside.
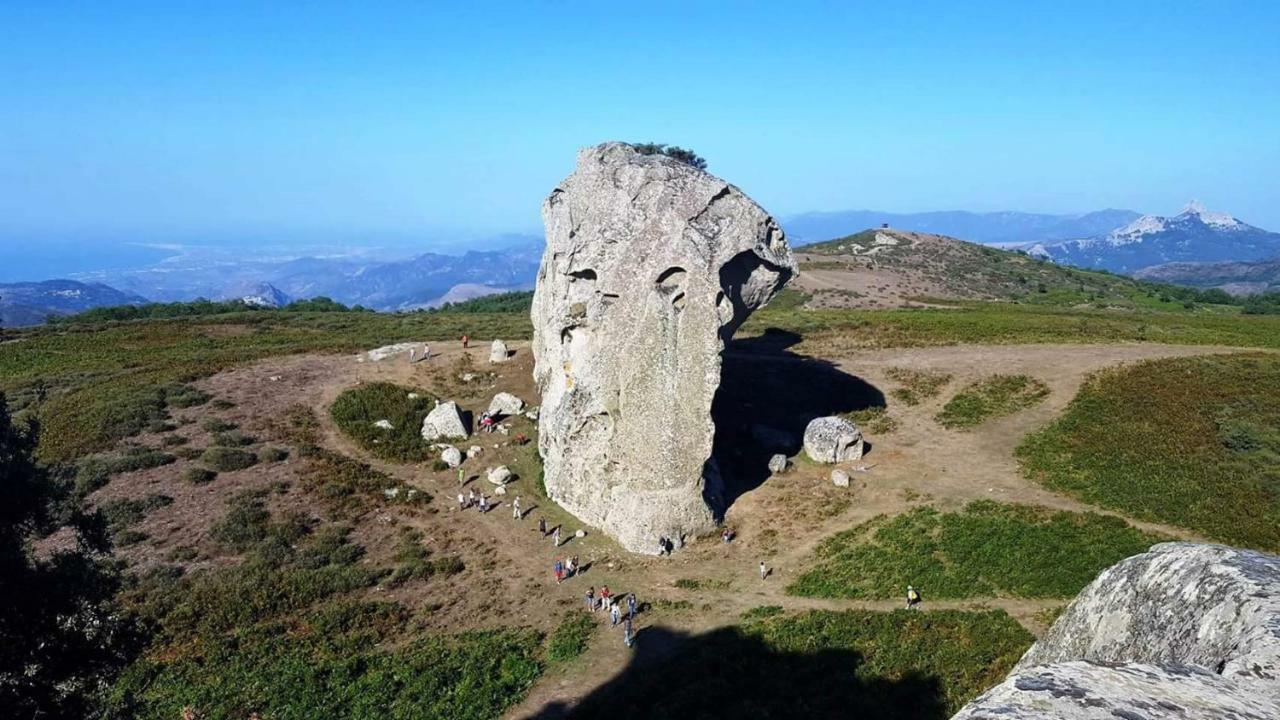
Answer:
[1030,202,1280,273]
[1136,256,1280,296]
[792,228,1211,311]
[783,208,1138,246]
[0,279,147,327]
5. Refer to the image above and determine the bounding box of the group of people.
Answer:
[456,487,490,513]
[586,586,638,648]
[552,555,581,584]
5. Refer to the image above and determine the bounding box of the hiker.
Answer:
[610,601,621,626]
[538,517,547,536]
[722,527,734,543]
[422,343,431,362]
[906,585,921,610]
[657,536,667,556]
[461,334,469,349]
[467,487,477,507]
[759,561,769,581]
[623,616,634,648]
[512,496,521,520]
[571,555,580,577]
[585,587,595,611]
[565,556,575,577]
[479,412,495,433]
[627,593,637,620]
[478,494,488,513]
[552,527,561,547]
[554,559,564,585]
[457,492,466,511]
[457,467,465,486]
[600,586,611,609]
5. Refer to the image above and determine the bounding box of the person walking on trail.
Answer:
[478,494,488,513]
[759,561,769,581]
[554,559,564,585]
[457,467,465,486]
[906,585,921,610]
[627,593,637,620]
[571,555,580,577]
[600,586,611,609]
[623,616,634,648]
[467,487,476,507]
[610,601,621,626]
[538,517,547,536]
[421,344,431,362]
[552,527,561,547]
[512,496,521,520]
[456,492,466,511]
[461,334,469,349]
[565,556,575,578]
[585,587,595,611]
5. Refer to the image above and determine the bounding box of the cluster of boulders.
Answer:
[409,389,532,490]
[951,542,1280,719]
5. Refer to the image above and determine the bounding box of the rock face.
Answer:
[950,542,1280,719]
[439,445,462,468]
[487,392,525,418]
[421,401,468,441]
[952,662,1280,720]
[767,454,789,474]
[487,466,513,485]
[489,339,510,363]
[532,143,795,553]
[803,416,864,463]
[1017,542,1280,679]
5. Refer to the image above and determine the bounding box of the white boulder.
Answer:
[421,401,469,441]
[489,339,510,363]
[487,465,513,485]
[373,419,394,430]
[767,454,789,474]
[831,469,850,488]
[439,445,462,468]
[803,416,864,464]
[487,392,525,418]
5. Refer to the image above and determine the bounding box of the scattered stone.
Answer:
[487,392,525,417]
[575,529,586,538]
[407,392,421,399]
[383,487,400,499]
[489,339,510,363]
[532,142,795,554]
[467,445,483,459]
[420,401,469,441]
[496,424,510,435]
[803,416,864,464]
[487,465,513,485]
[268,375,282,382]
[831,469,850,488]
[460,373,477,382]
[439,445,462,468]
[493,484,507,495]
[360,342,420,363]
[767,454,789,474]
[373,419,394,430]
[524,407,540,421]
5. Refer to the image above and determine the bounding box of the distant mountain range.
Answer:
[0,279,147,326]
[782,208,1141,246]
[1136,257,1280,296]
[1026,202,1280,274]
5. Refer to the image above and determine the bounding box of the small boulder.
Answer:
[803,417,864,464]
[421,401,469,441]
[768,454,789,474]
[489,339,510,363]
[831,469,850,488]
[487,465,513,485]
[575,529,586,538]
[524,407,540,421]
[487,392,525,418]
[440,446,462,468]
[466,445,483,459]
[407,392,421,399]
[493,484,508,495]
[373,419,395,430]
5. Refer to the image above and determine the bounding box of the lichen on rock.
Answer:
[531,142,795,553]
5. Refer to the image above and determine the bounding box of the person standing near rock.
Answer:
[552,527,561,547]
[512,496,521,520]
[457,467,465,486]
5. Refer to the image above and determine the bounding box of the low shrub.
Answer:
[885,367,952,406]
[546,612,595,663]
[329,382,436,462]
[201,447,258,472]
[259,446,290,463]
[183,467,217,484]
[936,374,1048,429]
[212,429,255,447]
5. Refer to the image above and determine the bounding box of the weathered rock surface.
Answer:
[487,392,525,418]
[831,469,850,488]
[1017,542,1280,679]
[532,142,795,553]
[487,465,513,485]
[489,339,510,363]
[421,401,468,441]
[803,416,864,463]
[767,454,788,474]
[439,445,462,468]
[950,542,1280,719]
[952,661,1280,720]
[359,342,419,363]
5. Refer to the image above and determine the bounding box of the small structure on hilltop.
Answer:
[531,142,796,553]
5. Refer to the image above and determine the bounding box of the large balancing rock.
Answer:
[532,143,796,553]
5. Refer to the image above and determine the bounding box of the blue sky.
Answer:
[2,1,1278,249]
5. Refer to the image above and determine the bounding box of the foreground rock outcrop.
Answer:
[532,143,795,553]
[951,542,1280,719]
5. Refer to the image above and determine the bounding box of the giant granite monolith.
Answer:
[532,143,795,553]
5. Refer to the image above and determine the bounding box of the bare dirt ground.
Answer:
[90,338,1253,718]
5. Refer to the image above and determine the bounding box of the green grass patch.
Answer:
[546,612,595,664]
[843,406,898,434]
[330,382,437,462]
[788,501,1162,599]
[567,608,1031,719]
[201,446,258,472]
[383,529,465,587]
[935,374,1048,429]
[1018,353,1280,550]
[885,367,952,406]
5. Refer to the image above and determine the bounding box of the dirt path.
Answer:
[180,339,1259,718]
